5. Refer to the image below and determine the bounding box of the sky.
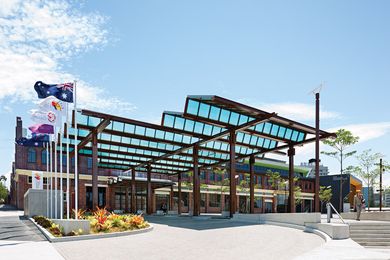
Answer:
[0,0,389,188]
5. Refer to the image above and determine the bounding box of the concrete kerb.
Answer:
[30,218,153,243]
[232,213,348,241]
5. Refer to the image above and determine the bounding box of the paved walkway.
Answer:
[54,215,324,260]
[0,205,63,260]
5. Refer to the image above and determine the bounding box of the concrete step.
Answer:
[350,226,390,230]
[357,241,390,247]
[353,238,390,243]
[350,233,390,238]
[350,230,390,234]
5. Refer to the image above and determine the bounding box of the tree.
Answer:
[354,150,383,211]
[237,175,250,213]
[0,182,8,203]
[0,175,6,182]
[319,186,333,212]
[321,129,359,212]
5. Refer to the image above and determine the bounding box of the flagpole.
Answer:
[59,128,63,219]
[46,142,49,217]
[74,80,78,219]
[66,103,70,219]
[54,129,58,219]
[50,137,53,219]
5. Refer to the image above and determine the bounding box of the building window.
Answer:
[87,158,93,169]
[200,193,206,207]
[254,197,262,208]
[209,172,215,182]
[200,171,206,180]
[41,149,48,164]
[28,148,36,163]
[208,194,221,208]
[71,157,75,167]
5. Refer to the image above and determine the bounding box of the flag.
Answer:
[16,134,49,147]
[39,96,65,113]
[30,109,62,127]
[34,81,74,103]
[29,124,54,134]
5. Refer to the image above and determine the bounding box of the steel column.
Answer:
[170,185,174,211]
[131,168,136,213]
[380,158,383,211]
[288,147,296,213]
[193,145,200,216]
[249,155,255,214]
[229,130,237,218]
[178,173,182,215]
[147,165,152,215]
[92,133,98,210]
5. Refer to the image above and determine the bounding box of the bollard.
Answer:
[327,203,331,223]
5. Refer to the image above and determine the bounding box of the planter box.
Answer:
[52,219,90,235]
[30,218,153,243]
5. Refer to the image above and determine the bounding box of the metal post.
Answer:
[74,80,78,219]
[59,132,63,219]
[249,155,255,214]
[288,146,295,213]
[92,133,98,209]
[193,144,200,216]
[170,185,174,211]
[50,140,53,218]
[178,173,182,215]
[46,143,49,217]
[326,203,331,223]
[229,130,237,218]
[54,137,57,219]
[315,92,320,212]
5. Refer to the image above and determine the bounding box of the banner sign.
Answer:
[32,171,44,189]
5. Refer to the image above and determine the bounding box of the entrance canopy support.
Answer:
[249,155,255,214]
[288,147,295,213]
[193,145,200,216]
[229,130,237,218]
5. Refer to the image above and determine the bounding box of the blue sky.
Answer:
[0,0,389,187]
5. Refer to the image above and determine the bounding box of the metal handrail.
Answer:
[326,202,346,224]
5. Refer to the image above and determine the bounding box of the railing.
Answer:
[326,202,346,224]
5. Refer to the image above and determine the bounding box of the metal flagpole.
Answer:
[54,128,58,219]
[66,103,70,219]
[46,142,49,217]
[60,128,63,219]
[74,80,78,219]
[50,137,53,218]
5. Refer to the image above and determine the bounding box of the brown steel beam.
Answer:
[70,118,111,157]
[193,145,200,216]
[178,173,182,215]
[229,130,237,218]
[315,92,320,212]
[288,147,295,213]
[249,155,255,214]
[134,114,275,170]
[147,165,152,215]
[170,185,174,211]
[92,133,98,210]
[131,168,136,213]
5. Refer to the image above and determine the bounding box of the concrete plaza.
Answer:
[1,206,390,260]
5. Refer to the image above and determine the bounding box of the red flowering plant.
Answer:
[92,207,109,231]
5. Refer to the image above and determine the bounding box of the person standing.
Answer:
[354,190,363,221]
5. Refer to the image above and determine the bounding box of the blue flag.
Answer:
[34,81,74,103]
[16,134,50,147]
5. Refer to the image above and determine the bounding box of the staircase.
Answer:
[349,222,390,248]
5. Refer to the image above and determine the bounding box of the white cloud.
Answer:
[0,0,135,114]
[256,102,340,122]
[328,122,390,143]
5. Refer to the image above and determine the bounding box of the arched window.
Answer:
[28,148,36,163]
[41,149,47,164]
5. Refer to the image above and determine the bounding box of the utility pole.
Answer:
[315,92,320,212]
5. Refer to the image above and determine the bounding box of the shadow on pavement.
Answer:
[144,215,259,231]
